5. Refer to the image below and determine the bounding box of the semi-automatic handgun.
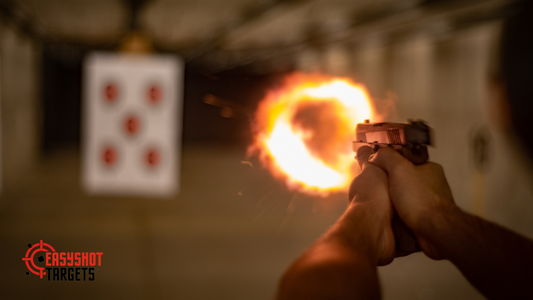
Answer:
[353,119,433,253]
[353,119,432,165]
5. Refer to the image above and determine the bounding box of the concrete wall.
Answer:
[0,25,41,192]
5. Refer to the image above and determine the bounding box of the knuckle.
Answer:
[378,146,396,156]
[356,145,373,157]
[390,157,413,174]
[374,147,413,173]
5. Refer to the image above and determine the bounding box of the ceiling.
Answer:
[9,0,513,72]
[14,0,406,47]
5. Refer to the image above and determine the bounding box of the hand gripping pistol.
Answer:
[353,119,432,254]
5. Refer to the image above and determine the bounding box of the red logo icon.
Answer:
[22,240,55,279]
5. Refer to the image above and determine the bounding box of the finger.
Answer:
[355,146,375,170]
[368,146,412,174]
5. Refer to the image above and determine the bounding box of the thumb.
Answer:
[355,145,375,170]
[369,146,412,174]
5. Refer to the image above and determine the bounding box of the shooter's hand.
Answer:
[369,147,456,260]
[348,146,396,265]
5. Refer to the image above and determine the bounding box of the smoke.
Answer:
[371,91,398,122]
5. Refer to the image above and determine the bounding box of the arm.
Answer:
[276,147,395,300]
[370,147,533,299]
[423,204,533,299]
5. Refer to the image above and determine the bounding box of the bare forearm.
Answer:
[276,202,388,300]
[424,206,533,299]
[276,238,380,300]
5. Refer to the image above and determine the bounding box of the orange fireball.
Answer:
[250,73,374,196]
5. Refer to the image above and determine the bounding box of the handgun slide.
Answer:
[353,120,432,165]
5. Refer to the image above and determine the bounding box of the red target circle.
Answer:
[147,85,162,105]
[145,148,160,168]
[102,146,117,166]
[124,115,141,136]
[22,240,56,279]
[104,83,119,103]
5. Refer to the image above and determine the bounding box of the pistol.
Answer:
[353,119,433,254]
[353,119,432,165]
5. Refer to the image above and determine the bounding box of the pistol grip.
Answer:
[392,213,421,254]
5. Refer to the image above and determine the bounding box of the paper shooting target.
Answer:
[83,53,183,197]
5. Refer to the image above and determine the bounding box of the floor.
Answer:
[0,143,485,300]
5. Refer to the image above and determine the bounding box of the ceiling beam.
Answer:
[235,0,512,72]
[185,0,310,62]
